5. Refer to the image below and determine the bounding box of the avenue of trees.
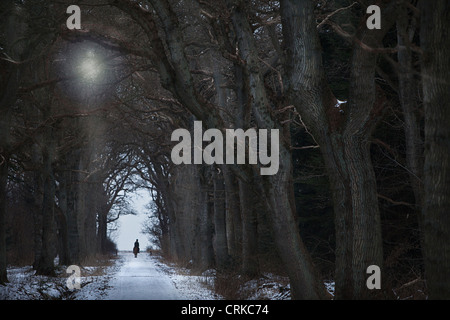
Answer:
[0,0,449,299]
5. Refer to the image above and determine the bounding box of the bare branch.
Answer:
[317,2,358,30]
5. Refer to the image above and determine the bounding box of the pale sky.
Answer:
[114,189,151,251]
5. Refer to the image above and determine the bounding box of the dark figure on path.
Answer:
[133,239,140,258]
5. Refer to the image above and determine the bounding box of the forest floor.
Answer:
[0,251,302,300]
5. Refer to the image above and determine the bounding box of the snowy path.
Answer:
[103,252,182,300]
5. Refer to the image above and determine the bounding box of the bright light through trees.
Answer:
[56,42,115,101]
[77,50,103,82]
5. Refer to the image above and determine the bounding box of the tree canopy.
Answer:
[0,0,449,300]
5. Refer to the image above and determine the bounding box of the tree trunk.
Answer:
[83,183,98,258]
[97,191,109,255]
[154,164,180,260]
[420,0,450,299]
[55,197,70,266]
[228,0,324,298]
[199,176,215,270]
[0,1,25,285]
[281,0,397,299]
[0,154,9,285]
[239,178,260,277]
[65,149,81,265]
[324,134,383,299]
[35,117,57,276]
[265,147,324,299]
[222,166,242,263]
[213,169,230,269]
[168,165,188,262]
[0,73,15,285]
[397,6,423,208]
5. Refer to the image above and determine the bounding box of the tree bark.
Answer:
[213,169,230,269]
[239,178,260,277]
[65,149,81,265]
[55,189,70,266]
[199,173,215,270]
[0,70,16,285]
[229,1,324,299]
[420,0,450,299]
[264,146,324,299]
[281,0,396,299]
[0,151,9,285]
[222,166,242,263]
[0,0,26,285]
[96,186,109,255]
[35,106,57,276]
[397,5,423,208]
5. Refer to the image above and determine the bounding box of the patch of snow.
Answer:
[324,280,335,297]
[71,262,121,300]
[1,253,336,300]
[0,266,68,300]
[238,273,291,300]
[152,256,221,300]
[1,252,220,300]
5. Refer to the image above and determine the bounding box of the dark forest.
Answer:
[0,0,449,300]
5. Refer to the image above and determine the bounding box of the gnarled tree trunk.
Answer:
[281,0,396,299]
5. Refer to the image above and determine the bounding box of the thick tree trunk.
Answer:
[83,183,98,258]
[95,180,108,255]
[420,0,450,299]
[0,75,15,285]
[32,147,44,271]
[281,0,397,299]
[239,178,260,277]
[65,150,81,265]
[324,134,383,299]
[76,177,87,261]
[0,155,9,285]
[97,196,109,255]
[168,165,189,262]
[55,158,70,265]
[222,166,242,262]
[55,193,70,266]
[77,139,98,260]
[265,147,324,299]
[35,165,56,275]
[199,177,215,270]
[213,169,230,269]
[35,119,57,276]
[0,1,24,285]
[228,0,324,298]
[153,164,180,260]
[397,7,423,208]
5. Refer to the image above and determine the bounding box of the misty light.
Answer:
[77,50,103,82]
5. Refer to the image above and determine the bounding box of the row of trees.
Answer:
[0,1,144,275]
[0,0,449,299]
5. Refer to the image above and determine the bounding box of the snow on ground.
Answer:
[152,257,294,300]
[0,251,335,300]
[0,260,120,300]
[97,252,215,300]
[0,265,72,300]
[151,256,222,300]
[0,252,220,300]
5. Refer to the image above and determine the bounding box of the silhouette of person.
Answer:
[133,239,140,257]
